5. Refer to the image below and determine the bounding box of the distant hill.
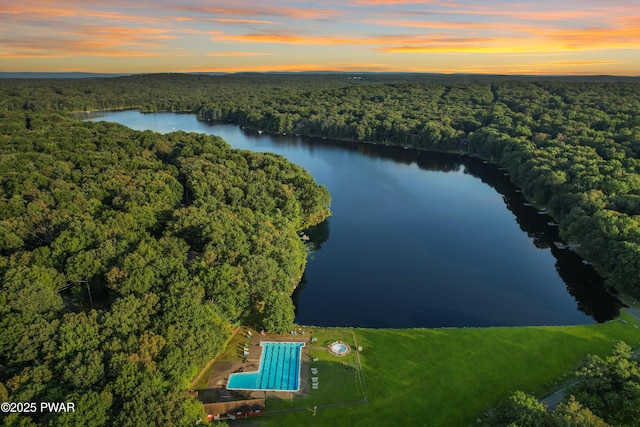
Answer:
[0,72,132,79]
[1,71,638,81]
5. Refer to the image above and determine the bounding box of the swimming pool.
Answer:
[227,342,305,391]
[329,341,350,356]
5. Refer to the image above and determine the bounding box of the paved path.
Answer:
[626,306,640,322]
[540,380,577,410]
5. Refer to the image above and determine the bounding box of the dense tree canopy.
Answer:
[492,391,612,427]
[2,73,638,296]
[494,342,639,426]
[567,341,640,425]
[0,109,330,425]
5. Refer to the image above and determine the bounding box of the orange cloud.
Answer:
[267,6,343,20]
[547,25,640,50]
[366,19,502,31]
[172,6,265,16]
[63,25,176,41]
[213,32,362,45]
[374,0,637,23]
[0,41,173,59]
[455,8,613,22]
[207,52,272,57]
[0,2,173,35]
[210,18,280,25]
[214,30,526,53]
[458,58,629,75]
[173,4,342,20]
[0,25,188,59]
[372,19,640,54]
[0,3,149,25]
[379,44,525,54]
[362,1,639,30]
[213,30,484,47]
[543,60,625,66]
[366,10,640,39]
[348,0,459,5]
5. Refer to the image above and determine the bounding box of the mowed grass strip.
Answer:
[262,312,640,426]
[213,329,252,363]
[192,328,246,390]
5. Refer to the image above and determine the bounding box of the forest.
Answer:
[2,73,639,297]
[0,105,330,425]
[1,73,639,425]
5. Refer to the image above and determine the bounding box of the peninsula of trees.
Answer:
[0,104,330,425]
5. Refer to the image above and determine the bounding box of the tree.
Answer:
[50,391,113,427]
[0,266,64,315]
[551,396,610,427]
[493,390,548,427]
[261,292,295,334]
[567,341,640,426]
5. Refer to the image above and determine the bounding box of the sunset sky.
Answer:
[1,0,639,75]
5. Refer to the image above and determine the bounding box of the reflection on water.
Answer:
[85,110,622,328]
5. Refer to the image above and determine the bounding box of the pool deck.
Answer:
[246,334,309,364]
[201,331,311,402]
[227,341,306,391]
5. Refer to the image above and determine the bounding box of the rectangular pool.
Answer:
[227,342,305,391]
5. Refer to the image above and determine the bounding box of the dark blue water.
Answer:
[85,110,621,328]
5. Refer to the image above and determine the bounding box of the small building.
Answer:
[203,399,265,422]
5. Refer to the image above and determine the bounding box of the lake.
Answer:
[85,110,622,328]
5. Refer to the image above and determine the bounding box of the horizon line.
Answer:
[1,71,639,78]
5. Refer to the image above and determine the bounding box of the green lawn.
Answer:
[258,311,640,426]
[212,328,252,363]
[266,328,365,411]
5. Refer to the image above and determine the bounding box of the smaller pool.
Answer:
[329,341,350,356]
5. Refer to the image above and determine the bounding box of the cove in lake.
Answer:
[84,110,622,328]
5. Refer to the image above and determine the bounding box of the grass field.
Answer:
[254,311,640,426]
[266,328,365,411]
